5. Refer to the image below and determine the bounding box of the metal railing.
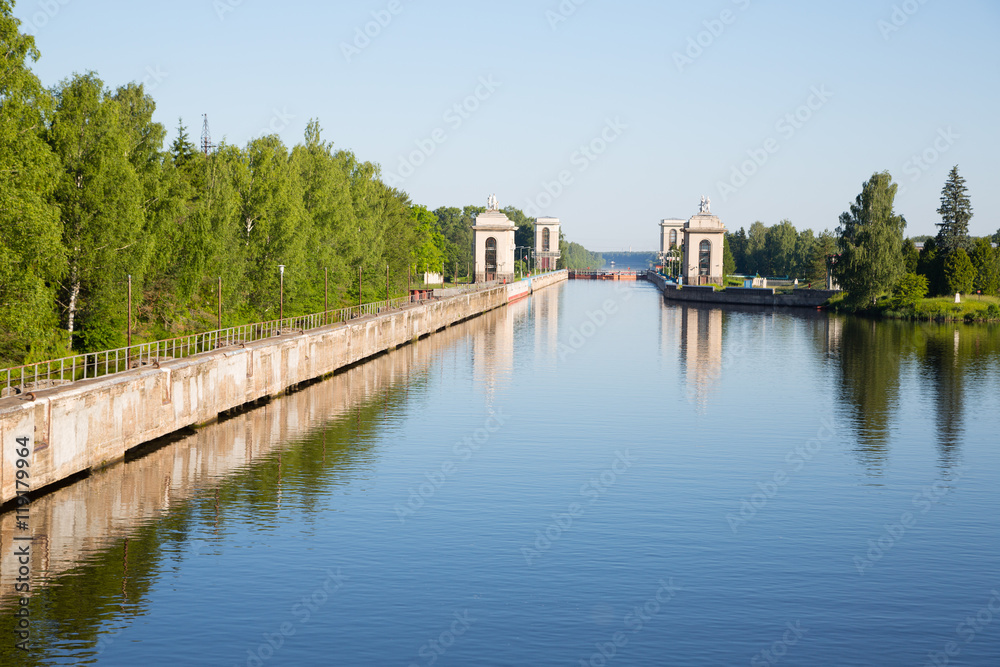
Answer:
[1,293,431,398]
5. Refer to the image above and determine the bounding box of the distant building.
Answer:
[682,209,726,286]
[534,217,561,271]
[659,219,685,256]
[473,195,516,283]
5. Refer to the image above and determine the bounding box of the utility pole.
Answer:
[386,263,390,301]
[217,277,222,330]
[358,265,362,314]
[324,268,329,326]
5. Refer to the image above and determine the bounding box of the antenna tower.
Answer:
[201,114,216,155]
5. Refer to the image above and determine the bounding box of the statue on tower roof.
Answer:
[487,193,500,211]
[699,195,711,215]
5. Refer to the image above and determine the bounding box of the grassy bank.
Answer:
[827,293,1000,322]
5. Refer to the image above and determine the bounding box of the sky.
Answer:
[13,0,1000,250]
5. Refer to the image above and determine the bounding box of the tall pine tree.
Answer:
[935,166,972,253]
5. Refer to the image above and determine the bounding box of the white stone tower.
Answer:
[473,194,516,283]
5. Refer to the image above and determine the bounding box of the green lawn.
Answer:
[910,295,1000,320]
[828,292,1000,322]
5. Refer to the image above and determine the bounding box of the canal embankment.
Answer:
[646,271,837,308]
[0,271,567,505]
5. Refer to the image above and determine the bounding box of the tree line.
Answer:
[831,166,999,308]
[0,2,597,366]
[726,222,837,285]
[721,165,999,307]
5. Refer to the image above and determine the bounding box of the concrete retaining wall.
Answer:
[1,305,506,606]
[647,271,836,308]
[1,285,529,504]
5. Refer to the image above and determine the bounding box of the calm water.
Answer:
[3,281,1000,666]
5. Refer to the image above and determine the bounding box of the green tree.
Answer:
[170,118,197,166]
[763,220,797,276]
[890,273,928,309]
[792,228,815,279]
[501,206,536,254]
[433,206,478,279]
[409,205,445,274]
[834,171,907,307]
[968,238,999,295]
[807,231,836,286]
[560,241,603,270]
[935,165,972,253]
[745,221,768,275]
[723,235,736,277]
[727,228,748,274]
[48,72,147,351]
[943,249,975,295]
[289,120,357,308]
[232,134,307,317]
[0,1,67,363]
[902,239,919,274]
[113,82,185,331]
[916,237,945,296]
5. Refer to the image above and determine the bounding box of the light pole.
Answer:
[278,265,285,327]
[127,274,132,367]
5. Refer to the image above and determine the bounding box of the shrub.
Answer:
[890,273,928,309]
[944,249,976,295]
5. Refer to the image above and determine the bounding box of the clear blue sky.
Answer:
[15,0,999,250]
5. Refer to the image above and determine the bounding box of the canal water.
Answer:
[2,280,999,666]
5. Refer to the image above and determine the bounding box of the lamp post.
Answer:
[127,274,132,367]
[278,265,285,328]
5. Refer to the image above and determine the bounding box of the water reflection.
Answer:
[472,302,515,407]
[832,317,905,476]
[920,330,965,469]
[830,318,1000,476]
[661,299,999,478]
[533,283,561,358]
[678,306,724,409]
[0,308,511,665]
